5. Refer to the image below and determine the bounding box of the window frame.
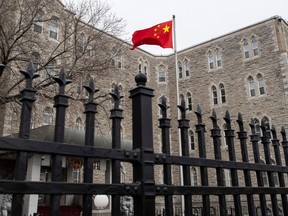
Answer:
[216,48,222,68]
[208,51,214,70]
[158,65,166,83]
[212,85,218,105]
[49,16,59,40]
[248,76,256,97]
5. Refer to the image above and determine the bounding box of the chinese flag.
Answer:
[131,20,173,50]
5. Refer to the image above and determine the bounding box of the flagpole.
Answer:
[172,15,185,216]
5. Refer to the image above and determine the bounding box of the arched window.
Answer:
[212,86,218,105]
[158,65,166,82]
[191,167,198,186]
[46,60,56,77]
[138,59,142,73]
[33,11,44,33]
[179,94,184,104]
[257,74,265,95]
[262,116,270,131]
[159,95,167,116]
[260,159,268,186]
[43,107,53,125]
[252,37,259,56]
[219,83,226,103]
[78,33,85,54]
[189,130,195,150]
[143,61,148,76]
[243,39,250,59]
[187,92,192,111]
[248,76,255,97]
[216,48,222,67]
[254,118,260,135]
[76,117,82,130]
[222,123,227,146]
[178,61,182,79]
[49,16,58,40]
[31,52,40,72]
[111,48,122,69]
[208,51,214,69]
[184,59,190,77]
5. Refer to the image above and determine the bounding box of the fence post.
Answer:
[50,68,71,216]
[224,111,242,216]
[194,105,210,215]
[178,97,192,216]
[158,96,173,216]
[249,118,268,216]
[236,113,256,216]
[129,73,155,216]
[210,109,227,216]
[11,61,39,216]
[110,84,123,216]
[271,125,288,215]
[83,79,98,216]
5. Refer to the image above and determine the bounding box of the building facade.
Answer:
[0,0,288,215]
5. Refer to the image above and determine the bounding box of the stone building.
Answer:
[0,0,288,215]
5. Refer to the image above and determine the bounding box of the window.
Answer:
[77,78,82,94]
[179,94,184,104]
[72,168,82,183]
[111,48,122,69]
[158,65,166,82]
[219,83,226,103]
[224,169,232,186]
[31,52,40,72]
[184,59,190,77]
[159,96,167,116]
[49,16,58,40]
[191,167,198,186]
[138,59,142,73]
[87,45,93,56]
[248,76,255,97]
[257,74,265,95]
[143,61,148,76]
[252,37,259,56]
[243,39,250,59]
[260,160,268,186]
[208,51,214,69]
[189,130,195,150]
[78,33,85,54]
[216,48,222,67]
[76,117,82,130]
[43,107,53,125]
[254,118,260,135]
[212,86,218,105]
[222,123,227,146]
[33,11,44,33]
[187,92,192,111]
[46,60,56,77]
[178,61,182,79]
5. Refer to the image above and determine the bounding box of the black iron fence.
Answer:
[0,62,288,216]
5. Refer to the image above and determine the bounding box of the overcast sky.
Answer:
[105,0,288,55]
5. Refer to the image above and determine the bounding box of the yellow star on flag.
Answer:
[163,25,170,33]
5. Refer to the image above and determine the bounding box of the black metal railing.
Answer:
[1,63,288,216]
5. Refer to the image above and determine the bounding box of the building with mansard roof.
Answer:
[0,0,288,215]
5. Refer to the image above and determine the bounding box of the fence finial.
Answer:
[135,73,147,86]
[84,78,99,103]
[110,84,123,108]
[53,68,71,94]
[20,60,39,88]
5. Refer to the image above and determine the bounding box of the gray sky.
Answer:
[105,0,288,55]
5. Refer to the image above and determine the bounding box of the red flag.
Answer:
[131,20,173,50]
